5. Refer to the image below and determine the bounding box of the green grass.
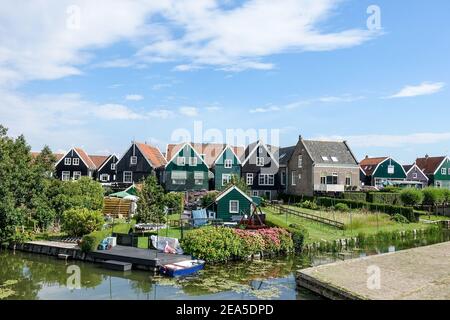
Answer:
[419,214,450,221]
[264,207,429,244]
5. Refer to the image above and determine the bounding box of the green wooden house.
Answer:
[163,143,209,191]
[212,145,242,191]
[416,156,450,189]
[360,156,406,188]
[215,185,255,221]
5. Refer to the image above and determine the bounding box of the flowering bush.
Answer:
[181,226,294,263]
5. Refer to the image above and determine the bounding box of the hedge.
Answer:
[367,192,403,206]
[343,192,367,202]
[277,193,314,204]
[315,197,419,222]
[80,229,110,252]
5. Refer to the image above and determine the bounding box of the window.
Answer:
[387,165,395,174]
[130,156,137,165]
[331,156,338,162]
[111,163,116,170]
[229,200,239,214]
[73,171,81,181]
[320,175,326,185]
[64,158,72,165]
[73,158,80,166]
[292,171,296,186]
[61,171,70,181]
[412,172,418,179]
[100,174,110,182]
[172,171,187,185]
[252,190,259,197]
[123,171,133,183]
[436,181,442,188]
[298,155,303,168]
[441,168,447,175]
[256,157,264,166]
[194,171,204,185]
[258,146,263,154]
[177,157,186,166]
[298,173,302,180]
[321,156,329,161]
[345,176,352,186]
[222,174,231,186]
[189,157,198,166]
[281,171,286,186]
[259,174,274,186]
[326,173,338,185]
[246,173,254,185]
[224,159,232,168]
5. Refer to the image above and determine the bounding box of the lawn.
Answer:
[263,207,429,244]
[419,214,450,222]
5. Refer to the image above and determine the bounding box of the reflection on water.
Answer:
[1,229,448,300]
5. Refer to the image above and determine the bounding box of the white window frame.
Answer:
[298,155,303,168]
[388,165,395,174]
[256,157,264,166]
[246,173,253,185]
[345,176,352,186]
[123,171,133,183]
[130,156,137,165]
[100,174,110,182]
[298,173,302,180]
[64,158,72,166]
[292,171,296,186]
[73,171,81,181]
[172,178,186,185]
[321,156,329,161]
[320,174,326,185]
[189,157,197,166]
[229,200,239,214]
[111,163,116,170]
[441,168,447,175]
[72,158,80,166]
[412,172,418,179]
[331,156,338,162]
[61,171,70,181]
[224,159,233,168]
[252,190,259,196]
[177,157,186,166]
[259,174,274,186]
[222,174,232,186]
[281,171,286,186]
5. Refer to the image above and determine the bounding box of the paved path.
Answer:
[297,241,450,300]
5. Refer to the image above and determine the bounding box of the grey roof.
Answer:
[303,140,358,166]
[279,146,295,166]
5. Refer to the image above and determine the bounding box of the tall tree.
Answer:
[136,175,166,223]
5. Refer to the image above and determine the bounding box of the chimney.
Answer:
[425,154,429,159]
[298,134,302,141]
[365,155,369,159]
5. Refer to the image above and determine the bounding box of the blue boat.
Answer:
[160,259,205,277]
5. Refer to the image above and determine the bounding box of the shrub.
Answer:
[62,208,104,236]
[201,191,220,207]
[368,192,403,205]
[164,192,184,215]
[334,203,350,212]
[391,214,410,224]
[400,189,424,207]
[289,227,308,253]
[297,200,319,210]
[80,229,110,252]
[343,192,367,202]
[422,187,446,207]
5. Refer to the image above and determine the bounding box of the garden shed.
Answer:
[215,186,255,221]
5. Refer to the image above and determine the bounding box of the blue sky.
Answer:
[0,0,449,164]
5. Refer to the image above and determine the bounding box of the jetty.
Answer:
[297,241,450,300]
[11,241,192,272]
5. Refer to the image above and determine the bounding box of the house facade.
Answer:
[55,148,97,181]
[240,141,280,200]
[163,143,209,191]
[95,155,119,184]
[360,156,406,188]
[415,156,450,188]
[214,186,254,221]
[116,142,166,186]
[284,136,360,197]
[212,145,243,191]
[403,164,428,188]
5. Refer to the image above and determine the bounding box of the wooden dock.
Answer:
[297,241,450,300]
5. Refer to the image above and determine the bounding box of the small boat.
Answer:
[160,259,205,277]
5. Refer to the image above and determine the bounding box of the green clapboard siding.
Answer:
[214,147,241,191]
[216,188,252,221]
[165,144,209,191]
[434,158,450,182]
[373,158,406,179]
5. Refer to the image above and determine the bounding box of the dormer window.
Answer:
[64,158,72,165]
[189,157,197,166]
[73,158,79,166]
[177,157,186,166]
[331,157,338,162]
[111,163,116,170]
[321,156,329,161]
[130,156,137,165]
[224,159,232,168]
[256,157,264,166]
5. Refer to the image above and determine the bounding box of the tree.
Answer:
[400,188,424,207]
[422,187,446,212]
[164,192,184,216]
[62,208,104,236]
[136,175,166,223]
[224,175,249,193]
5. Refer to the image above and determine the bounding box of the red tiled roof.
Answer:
[89,155,109,169]
[166,143,244,167]
[415,156,446,175]
[359,157,388,176]
[74,148,97,170]
[31,151,64,162]
[136,142,167,168]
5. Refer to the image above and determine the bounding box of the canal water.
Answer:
[1,229,448,300]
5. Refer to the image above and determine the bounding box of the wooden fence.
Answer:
[103,197,132,218]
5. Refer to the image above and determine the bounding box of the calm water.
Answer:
[1,229,448,300]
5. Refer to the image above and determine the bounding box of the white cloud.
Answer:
[387,82,445,99]
[94,104,143,120]
[147,109,175,119]
[178,106,199,117]
[249,106,281,113]
[314,132,450,148]
[151,83,172,91]
[125,94,144,101]
[205,106,222,112]
[0,0,378,85]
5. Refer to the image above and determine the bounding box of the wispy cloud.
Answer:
[249,106,281,113]
[125,94,144,101]
[387,82,445,99]
[179,106,199,117]
[147,109,175,119]
[314,132,450,148]
[205,106,222,112]
[94,104,143,120]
